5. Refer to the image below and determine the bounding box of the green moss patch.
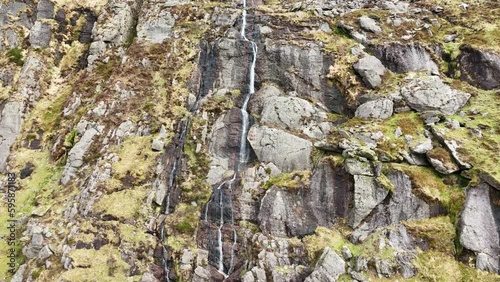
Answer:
[403,216,455,254]
[94,188,146,220]
[62,245,131,281]
[412,251,499,282]
[263,171,311,190]
[110,136,160,186]
[7,47,24,66]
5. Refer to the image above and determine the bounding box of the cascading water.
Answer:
[238,0,258,170]
[203,0,258,277]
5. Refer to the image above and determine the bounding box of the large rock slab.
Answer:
[259,160,354,237]
[61,124,100,185]
[29,21,51,48]
[458,47,500,90]
[359,16,382,34]
[400,76,470,115]
[257,39,346,113]
[260,96,330,139]
[459,183,500,273]
[36,0,54,20]
[136,4,175,43]
[353,55,387,88]
[259,187,317,237]
[355,98,393,119]
[248,125,312,172]
[0,101,24,172]
[304,247,346,282]
[94,2,135,44]
[215,38,254,91]
[370,43,439,74]
[351,171,437,242]
[349,175,390,228]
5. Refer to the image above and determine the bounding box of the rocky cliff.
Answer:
[0,0,499,281]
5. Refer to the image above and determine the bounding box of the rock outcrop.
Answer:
[370,43,439,74]
[459,183,500,273]
[248,125,312,172]
[458,47,500,90]
[399,75,471,115]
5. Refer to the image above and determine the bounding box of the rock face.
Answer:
[355,98,393,119]
[0,101,24,172]
[248,125,312,172]
[137,4,175,43]
[351,171,438,242]
[459,183,500,273]
[458,47,500,90]
[259,95,330,139]
[304,247,346,282]
[61,123,100,185]
[353,55,387,88]
[30,21,51,48]
[370,43,439,74]
[259,161,353,237]
[400,76,470,115]
[350,175,389,228]
[36,0,54,20]
[259,187,317,237]
[4,0,500,280]
[257,40,346,113]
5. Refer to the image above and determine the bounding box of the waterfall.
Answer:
[238,0,258,170]
[205,0,258,277]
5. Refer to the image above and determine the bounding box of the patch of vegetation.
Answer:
[389,163,465,224]
[164,204,199,252]
[119,223,155,249]
[263,171,311,190]
[412,251,499,282]
[62,245,130,281]
[60,41,87,73]
[376,173,396,193]
[322,31,361,104]
[303,226,359,263]
[7,47,24,66]
[176,221,196,233]
[434,83,500,187]
[180,137,211,205]
[403,216,455,254]
[110,136,160,185]
[303,226,398,265]
[94,188,146,220]
[200,90,238,114]
[64,130,78,148]
[95,59,119,79]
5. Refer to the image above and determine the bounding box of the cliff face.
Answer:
[0,0,499,281]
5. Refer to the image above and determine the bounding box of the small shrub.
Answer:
[176,221,195,233]
[7,47,24,66]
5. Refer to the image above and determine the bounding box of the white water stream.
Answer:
[212,0,258,277]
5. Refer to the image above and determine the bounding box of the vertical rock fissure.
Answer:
[157,41,215,282]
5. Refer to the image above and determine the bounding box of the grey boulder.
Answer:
[458,47,500,90]
[248,125,312,172]
[355,99,393,119]
[400,76,470,115]
[459,182,499,273]
[359,16,382,34]
[353,55,387,88]
[305,247,346,282]
[29,21,51,48]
